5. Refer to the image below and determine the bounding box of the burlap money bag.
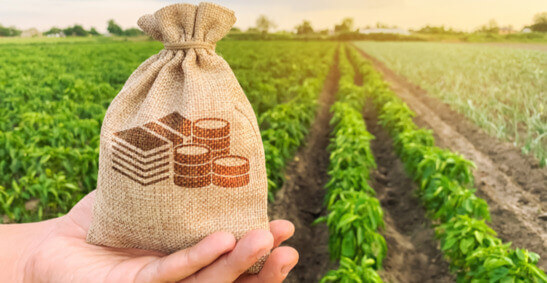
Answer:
[86,2,269,273]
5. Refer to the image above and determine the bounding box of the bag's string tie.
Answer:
[164,41,215,50]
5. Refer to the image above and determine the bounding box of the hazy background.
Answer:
[2,0,546,33]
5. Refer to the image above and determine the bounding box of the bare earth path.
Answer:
[349,56,454,282]
[268,50,339,282]
[354,46,547,270]
[363,100,454,283]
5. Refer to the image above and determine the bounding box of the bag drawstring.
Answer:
[163,41,215,50]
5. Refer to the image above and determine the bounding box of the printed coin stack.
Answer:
[192,118,231,158]
[173,144,212,188]
[111,127,170,186]
[212,155,250,187]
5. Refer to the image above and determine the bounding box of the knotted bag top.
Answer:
[137,2,236,50]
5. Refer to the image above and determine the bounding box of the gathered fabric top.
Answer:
[138,2,236,49]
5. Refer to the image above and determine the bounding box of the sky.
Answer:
[1,0,546,33]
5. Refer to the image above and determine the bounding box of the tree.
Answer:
[230,27,241,33]
[295,20,314,35]
[123,28,143,37]
[89,27,100,36]
[530,12,547,32]
[334,18,354,33]
[375,22,390,29]
[44,27,62,36]
[0,24,21,37]
[416,25,460,34]
[72,25,88,36]
[62,25,88,37]
[317,29,329,35]
[107,19,123,36]
[255,15,276,34]
[477,19,499,34]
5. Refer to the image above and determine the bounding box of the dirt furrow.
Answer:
[363,101,454,283]
[355,47,547,270]
[268,50,339,282]
[348,53,454,282]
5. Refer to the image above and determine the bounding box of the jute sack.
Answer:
[86,2,269,273]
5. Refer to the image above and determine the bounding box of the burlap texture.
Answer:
[86,2,269,274]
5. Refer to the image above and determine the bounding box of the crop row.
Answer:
[318,46,385,283]
[219,41,335,114]
[0,40,335,223]
[354,42,546,166]
[347,45,547,282]
[260,45,336,200]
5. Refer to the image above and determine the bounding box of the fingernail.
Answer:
[281,264,293,276]
[256,248,269,260]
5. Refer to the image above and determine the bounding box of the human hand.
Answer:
[2,191,298,282]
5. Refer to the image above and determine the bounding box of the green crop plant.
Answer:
[260,46,336,200]
[348,44,547,281]
[320,257,383,283]
[318,45,385,282]
[422,175,490,222]
[316,190,386,268]
[436,215,502,269]
[326,102,376,201]
[464,245,547,283]
[0,38,336,223]
[354,41,546,166]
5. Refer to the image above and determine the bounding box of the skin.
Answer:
[0,191,298,282]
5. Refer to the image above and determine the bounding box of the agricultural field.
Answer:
[354,41,547,166]
[0,38,334,222]
[1,37,546,282]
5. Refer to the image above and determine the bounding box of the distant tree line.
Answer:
[44,25,100,37]
[230,11,547,37]
[1,12,545,38]
[0,24,21,36]
[0,19,143,37]
[42,20,143,37]
[106,20,143,36]
[528,12,547,32]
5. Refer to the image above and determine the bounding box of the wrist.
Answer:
[0,219,58,282]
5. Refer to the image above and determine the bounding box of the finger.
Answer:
[236,246,299,283]
[62,190,97,235]
[183,229,274,283]
[269,220,295,248]
[135,231,236,283]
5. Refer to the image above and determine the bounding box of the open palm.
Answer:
[17,191,297,282]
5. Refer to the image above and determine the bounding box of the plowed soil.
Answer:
[363,101,454,283]
[268,49,339,282]
[356,58,453,282]
[354,45,547,270]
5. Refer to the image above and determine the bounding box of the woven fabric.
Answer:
[86,2,269,273]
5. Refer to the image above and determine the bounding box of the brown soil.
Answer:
[351,53,453,282]
[268,49,339,282]
[354,46,547,270]
[363,101,454,283]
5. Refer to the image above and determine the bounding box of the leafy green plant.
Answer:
[259,46,336,200]
[316,190,386,267]
[436,215,502,268]
[463,245,547,283]
[319,46,386,282]
[320,257,383,283]
[347,44,546,281]
[0,39,336,222]
[424,176,490,222]
[354,41,547,166]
